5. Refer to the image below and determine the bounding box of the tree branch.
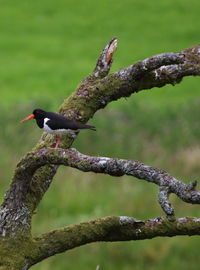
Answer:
[95,45,200,106]
[30,216,200,266]
[1,40,200,235]
[14,148,200,215]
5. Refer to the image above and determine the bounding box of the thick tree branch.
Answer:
[30,216,200,266]
[14,148,200,215]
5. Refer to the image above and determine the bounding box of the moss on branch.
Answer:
[29,216,200,266]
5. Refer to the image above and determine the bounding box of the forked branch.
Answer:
[15,148,200,215]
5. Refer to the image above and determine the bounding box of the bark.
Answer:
[0,39,200,269]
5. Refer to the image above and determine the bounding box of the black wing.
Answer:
[46,112,96,131]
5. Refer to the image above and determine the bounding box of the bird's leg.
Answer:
[49,135,61,149]
[54,135,61,149]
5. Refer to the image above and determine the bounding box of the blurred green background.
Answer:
[0,0,200,269]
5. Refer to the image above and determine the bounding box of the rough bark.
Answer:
[0,39,200,269]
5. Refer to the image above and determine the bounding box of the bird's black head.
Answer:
[20,108,47,123]
[32,109,46,119]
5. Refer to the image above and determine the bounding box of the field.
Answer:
[0,0,200,269]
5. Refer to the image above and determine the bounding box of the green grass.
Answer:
[0,0,200,269]
[0,0,199,108]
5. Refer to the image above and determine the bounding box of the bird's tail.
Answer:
[74,121,96,131]
[85,124,96,131]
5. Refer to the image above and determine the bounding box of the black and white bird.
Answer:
[20,109,96,149]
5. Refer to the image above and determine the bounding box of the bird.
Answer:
[20,108,96,149]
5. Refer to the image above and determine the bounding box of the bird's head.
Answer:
[20,109,46,123]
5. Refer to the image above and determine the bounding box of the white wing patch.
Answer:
[43,118,72,135]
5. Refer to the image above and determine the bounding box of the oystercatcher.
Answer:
[20,109,96,149]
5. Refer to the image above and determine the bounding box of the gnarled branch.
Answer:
[14,148,200,215]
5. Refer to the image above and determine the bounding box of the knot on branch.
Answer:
[186,180,197,191]
[119,216,145,227]
[183,45,200,66]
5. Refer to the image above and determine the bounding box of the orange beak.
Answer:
[20,114,34,123]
